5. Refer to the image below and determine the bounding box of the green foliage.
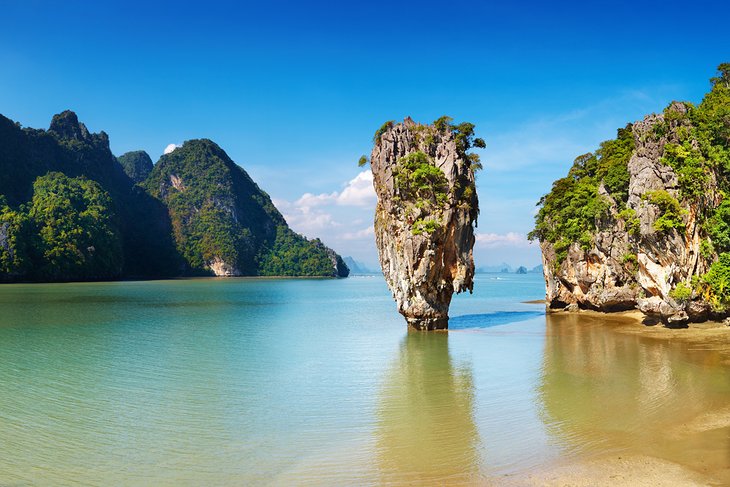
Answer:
[643,190,686,232]
[528,168,609,254]
[433,116,453,133]
[686,63,730,188]
[0,202,33,278]
[431,116,485,172]
[618,207,640,236]
[701,239,715,259]
[698,253,730,311]
[669,282,693,304]
[393,152,449,207]
[660,141,710,200]
[357,155,368,167]
[146,139,346,277]
[0,173,123,281]
[530,125,634,253]
[411,218,440,235]
[258,225,342,277]
[708,198,730,253]
[373,120,394,143]
[117,150,153,183]
[28,173,123,280]
[622,252,638,269]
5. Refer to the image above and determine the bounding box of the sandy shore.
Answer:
[567,308,730,366]
[500,455,712,486]
[504,305,730,486]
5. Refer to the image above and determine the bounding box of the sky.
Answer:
[0,0,728,269]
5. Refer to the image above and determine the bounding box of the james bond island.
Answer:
[364,116,481,330]
[530,64,730,325]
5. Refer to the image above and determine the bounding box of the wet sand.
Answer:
[503,455,710,486]
[511,308,730,486]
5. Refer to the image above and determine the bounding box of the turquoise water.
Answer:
[2,273,730,485]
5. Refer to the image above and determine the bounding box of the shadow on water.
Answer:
[538,312,730,483]
[449,311,544,330]
[376,332,482,484]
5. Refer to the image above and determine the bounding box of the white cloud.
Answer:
[475,232,534,249]
[293,171,375,210]
[342,226,374,240]
[336,171,376,206]
[164,143,181,155]
[273,197,341,235]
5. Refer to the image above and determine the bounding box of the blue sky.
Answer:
[1,0,728,268]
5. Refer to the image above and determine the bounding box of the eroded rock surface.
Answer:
[369,118,479,329]
[539,102,719,323]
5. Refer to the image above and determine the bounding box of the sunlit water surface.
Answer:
[1,273,729,485]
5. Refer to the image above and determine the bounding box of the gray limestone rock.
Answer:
[370,118,478,330]
[539,102,721,322]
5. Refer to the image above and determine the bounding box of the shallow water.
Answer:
[0,274,728,485]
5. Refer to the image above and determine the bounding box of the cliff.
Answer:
[368,117,481,329]
[531,64,730,324]
[145,139,349,277]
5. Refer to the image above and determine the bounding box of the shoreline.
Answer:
[551,307,730,363]
[521,307,730,485]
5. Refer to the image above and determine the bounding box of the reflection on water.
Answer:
[377,332,482,484]
[540,312,730,482]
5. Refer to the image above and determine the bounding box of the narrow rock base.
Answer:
[406,317,448,331]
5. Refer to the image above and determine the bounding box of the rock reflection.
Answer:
[539,312,730,480]
[376,332,481,484]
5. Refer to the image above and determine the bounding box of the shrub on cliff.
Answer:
[528,125,634,259]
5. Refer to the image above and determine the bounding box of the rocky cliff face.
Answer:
[536,72,729,324]
[369,117,480,330]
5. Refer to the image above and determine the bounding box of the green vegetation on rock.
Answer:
[669,282,692,304]
[0,173,122,281]
[528,124,634,263]
[258,225,345,276]
[145,139,348,277]
[117,150,153,183]
[643,190,686,232]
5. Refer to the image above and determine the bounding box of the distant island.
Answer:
[530,63,729,324]
[0,111,349,282]
[342,256,377,275]
[475,263,542,274]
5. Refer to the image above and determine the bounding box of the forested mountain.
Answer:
[0,111,348,281]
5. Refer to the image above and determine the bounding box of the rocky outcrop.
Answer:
[539,102,719,323]
[369,118,479,330]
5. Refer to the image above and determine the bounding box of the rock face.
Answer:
[369,118,479,330]
[537,102,719,323]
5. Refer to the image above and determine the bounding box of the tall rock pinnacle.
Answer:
[368,117,481,330]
